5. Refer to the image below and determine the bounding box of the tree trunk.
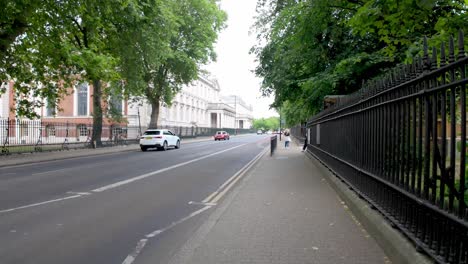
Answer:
[91,79,103,147]
[149,100,160,129]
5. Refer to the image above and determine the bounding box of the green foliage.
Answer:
[253,116,280,131]
[115,0,226,128]
[350,0,468,59]
[253,0,467,125]
[1,0,125,119]
[0,0,225,133]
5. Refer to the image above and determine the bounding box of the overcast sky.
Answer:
[204,0,278,119]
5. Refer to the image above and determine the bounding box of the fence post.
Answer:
[34,120,43,152]
[62,121,69,150]
[1,117,10,155]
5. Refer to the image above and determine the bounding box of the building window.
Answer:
[46,102,56,116]
[77,124,88,137]
[109,94,123,114]
[108,82,124,115]
[77,83,88,116]
[46,125,56,136]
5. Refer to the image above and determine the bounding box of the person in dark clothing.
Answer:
[302,134,308,152]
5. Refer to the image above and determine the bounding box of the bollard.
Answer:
[270,135,277,156]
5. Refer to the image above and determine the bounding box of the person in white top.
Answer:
[284,131,291,148]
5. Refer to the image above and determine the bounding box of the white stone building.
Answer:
[128,75,251,130]
[221,95,253,129]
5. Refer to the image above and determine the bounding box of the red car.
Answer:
[214,131,230,141]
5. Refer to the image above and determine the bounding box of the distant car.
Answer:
[266,130,272,135]
[257,130,263,135]
[139,129,180,151]
[214,131,230,141]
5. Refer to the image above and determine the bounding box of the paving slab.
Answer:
[170,140,391,264]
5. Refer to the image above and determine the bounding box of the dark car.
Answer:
[214,131,230,141]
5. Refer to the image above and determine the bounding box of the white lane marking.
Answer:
[67,191,91,196]
[122,239,148,264]
[32,168,70,175]
[145,206,211,238]
[32,162,107,176]
[93,144,247,192]
[0,195,82,214]
[202,147,268,204]
[122,205,212,264]
[188,201,217,206]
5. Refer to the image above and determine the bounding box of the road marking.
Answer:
[188,201,217,206]
[0,143,250,214]
[32,168,70,175]
[202,147,268,204]
[122,205,212,264]
[0,195,82,214]
[93,144,247,192]
[122,239,148,264]
[32,162,107,176]
[67,191,91,196]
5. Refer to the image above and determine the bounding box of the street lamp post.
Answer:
[279,106,281,141]
[234,95,237,135]
[137,107,142,137]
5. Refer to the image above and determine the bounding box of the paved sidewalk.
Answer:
[0,135,227,168]
[170,140,391,264]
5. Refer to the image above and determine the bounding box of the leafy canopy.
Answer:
[253,0,467,124]
[116,0,226,128]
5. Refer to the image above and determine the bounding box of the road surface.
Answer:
[0,134,270,264]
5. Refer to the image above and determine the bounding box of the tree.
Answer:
[349,0,468,59]
[0,0,44,60]
[253,116,280,131]
[252,0,387,115]
[252,0,467,123]
[116,0,226,129]
[1,0,130,147]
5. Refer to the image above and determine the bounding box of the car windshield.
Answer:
[144,131,160,135]
[217,131,222,134]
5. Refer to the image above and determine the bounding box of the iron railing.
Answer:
[306,31,467,263]
[0,119,254,155]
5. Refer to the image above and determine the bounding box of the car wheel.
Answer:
[141,146,147,152]
[162,141,168,151]
[175,140,180,149]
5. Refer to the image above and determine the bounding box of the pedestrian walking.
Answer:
[284,131,291,148]
[302,134,308,152]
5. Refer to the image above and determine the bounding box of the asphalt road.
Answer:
[0,134,271,264]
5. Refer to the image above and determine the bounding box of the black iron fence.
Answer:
[305,31,467,263]
[0,119,254,155]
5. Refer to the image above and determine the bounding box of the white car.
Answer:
[139,129,180,151]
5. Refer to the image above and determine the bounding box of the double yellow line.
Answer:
[201,147,269,204]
